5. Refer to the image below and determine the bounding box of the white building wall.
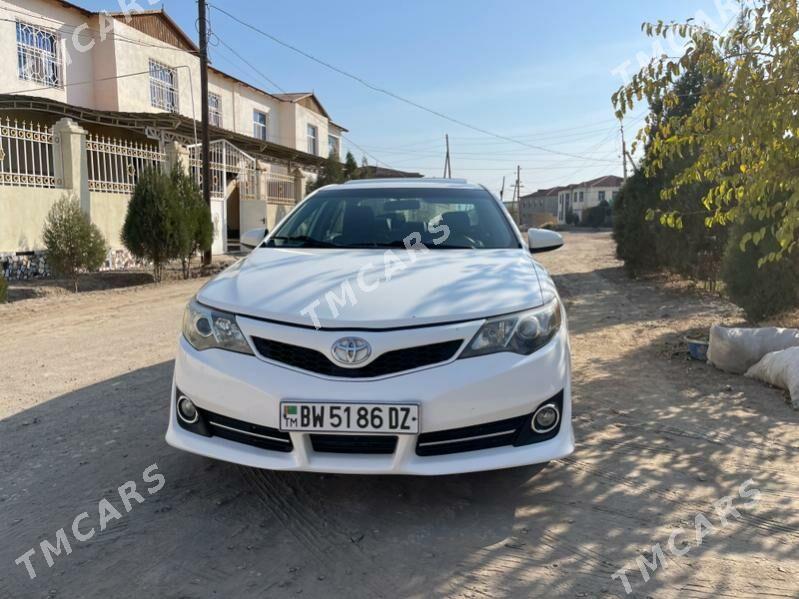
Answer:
[0,0,96,108]
[0,0,343,156]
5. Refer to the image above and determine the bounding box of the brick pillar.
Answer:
[256,159,271,202]
[293,168,306,204]
[164,141,189,175]
[52,118,89,211]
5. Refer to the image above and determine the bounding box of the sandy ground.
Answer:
[1,231,797,599]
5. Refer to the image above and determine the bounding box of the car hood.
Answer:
[198,248,550,329]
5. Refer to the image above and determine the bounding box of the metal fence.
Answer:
[0,118,57,188]
[188,140,257,201]
[266,172,295,204]
[86,134,165,194]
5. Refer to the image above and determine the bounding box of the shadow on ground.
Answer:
[1,253,798,599]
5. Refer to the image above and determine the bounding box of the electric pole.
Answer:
[199,0,212,266]
[499,175,505,201]
[513,165,522,224]
[620,119,628,183]
[443,134,452,178]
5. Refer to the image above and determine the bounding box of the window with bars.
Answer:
[16,20,62,88]
[253,110,268,140]
[149,59,179,112]
[307,124,319,155]
[208,92,222,127]
[328,134,340,158]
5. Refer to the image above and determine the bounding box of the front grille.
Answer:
[251,337,463,378]
[310,434,398,454]
[199,408,293,452]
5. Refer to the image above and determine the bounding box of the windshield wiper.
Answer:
[341,241,476,249]
[268,235,338,248]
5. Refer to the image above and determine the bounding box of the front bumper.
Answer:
[166,329,574,475]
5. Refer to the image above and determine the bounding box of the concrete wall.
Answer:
[0,187,64,252]
[88,192,130,249]
[0,187,130,253]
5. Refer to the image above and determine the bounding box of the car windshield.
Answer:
[266,187,520,249]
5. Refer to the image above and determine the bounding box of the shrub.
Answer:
[171,167,213,278]
[122,168,180,282]
[720,218,799,321]
[42,195,108,292]
[584,199,610,228]
[613,172,661,276]
[0,274,7,303]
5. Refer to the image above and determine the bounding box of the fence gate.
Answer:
[187,140,258,253]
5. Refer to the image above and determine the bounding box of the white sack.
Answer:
[745,347,799,409]
[707,326,799,374]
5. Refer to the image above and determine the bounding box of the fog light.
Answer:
[177,395,199,424]
[532,403,559,433]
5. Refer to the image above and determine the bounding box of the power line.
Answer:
[342,135,394,170]
[6,69,152,95]
[212,35,286,93]
[209,3,618,164]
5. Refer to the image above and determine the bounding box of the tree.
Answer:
[613,0,799,265]
[171,166,213,279]
[613,66,728,287]
[308,152,345,192]
[122,168,180,282]
[721,214,799,319]
[42,195,108,292]
[585,199,610,228]
[343,151,359,180]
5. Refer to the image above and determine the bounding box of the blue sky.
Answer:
[81,0,732,195]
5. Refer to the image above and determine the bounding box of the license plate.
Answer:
[279,402,419,434]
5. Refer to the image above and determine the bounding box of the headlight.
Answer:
[459,299,562,358]
[182,298,254,355]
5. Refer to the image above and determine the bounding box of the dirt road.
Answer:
[2,231,797,598]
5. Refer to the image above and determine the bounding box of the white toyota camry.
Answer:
[166,178,574,475]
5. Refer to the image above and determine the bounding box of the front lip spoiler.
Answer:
[197,299,552,333]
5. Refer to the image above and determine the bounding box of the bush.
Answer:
[171,167,213,278]
[122,168,181,282]
[42,195,108,292]
[0,274,7,303]
[584,199,610,228]
[613,172,661,276]
[720,218,799,320]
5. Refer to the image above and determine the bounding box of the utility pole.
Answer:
[199,0,212,266]
[443,134,452,178]
[513,165,522,224]
[620,119,628,183]
[499,175,506,201]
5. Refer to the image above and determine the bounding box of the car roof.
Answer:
[328,177,484,191]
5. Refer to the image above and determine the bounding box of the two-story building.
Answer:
[556,175,622,224]
[0,0,348,262]
[518,186,563,228]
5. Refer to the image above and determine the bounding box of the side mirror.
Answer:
[527,228,564,253]
[241,227,268,250]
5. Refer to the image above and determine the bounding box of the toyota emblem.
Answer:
[331,337,372,366]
